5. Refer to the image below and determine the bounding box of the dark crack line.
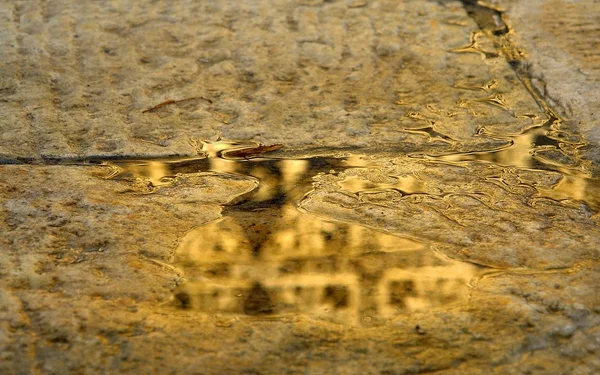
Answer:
[457,0,557,118]
[456,0,593,176]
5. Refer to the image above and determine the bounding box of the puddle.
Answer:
[338,174,427,196]
[107,141,484,326]
[106,136,597,326]
[424,117,585,170]
[173,210,477,327]
[415,119,598,210]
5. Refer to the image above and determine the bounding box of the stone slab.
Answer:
[1,0,600,373]
[0,164,599,374]
[495,0,600,170]
[0,0,544,160]
[301,155,600,269]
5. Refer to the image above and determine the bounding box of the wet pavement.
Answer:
[104,126,598,331]
[110,143,485,327]
[1,0,599,374]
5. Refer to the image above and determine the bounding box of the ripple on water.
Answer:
[105,138,598,326]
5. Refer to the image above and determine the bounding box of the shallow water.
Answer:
[106,124,598,326]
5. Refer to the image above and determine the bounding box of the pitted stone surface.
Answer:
[1,1,600,374]
[1,165,599,374]
[0,0,543,160]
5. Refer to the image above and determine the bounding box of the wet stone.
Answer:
[475,0,600,173]
[0,0,545,160]
[99,139,598,322]
[104,143,482,326]
[1,1,600,374]
[1,131,599,374]
[302,160,600,269]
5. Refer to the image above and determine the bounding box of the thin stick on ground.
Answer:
[142,96,213,113]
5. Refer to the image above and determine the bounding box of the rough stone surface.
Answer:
[302,156,600,269]
[1,166,599,374]
[497,0,600,170]
[0,165,257,301]
[1,0,599,374]
[0,0,544,160]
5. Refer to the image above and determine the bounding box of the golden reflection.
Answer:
[113,161,170,186]
[377,261,476,317]
[280,159,309,190]
[177,217,252,265]
[201,139,254,158]
[174,204,478,326]
[338,174,426,195]
[449,31,496,59]
[170,154,480,326]
[107,138,596,326]
[246,166,280,202]
[209,158,239,174]
[473,93,510,111]
[432,123,594,207]
[537,174,599,211]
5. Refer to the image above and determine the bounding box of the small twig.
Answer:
[139,254,186,278]
[142,96,213,113]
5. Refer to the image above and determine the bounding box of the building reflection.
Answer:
[170,154,479,326]
[109,138,598,325]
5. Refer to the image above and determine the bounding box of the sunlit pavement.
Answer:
[0,1,599,374]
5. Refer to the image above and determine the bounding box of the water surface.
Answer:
[106,129,597,326]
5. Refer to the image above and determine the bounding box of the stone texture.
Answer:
[0,165,257,301]
[0,0,544,160]
[301,156,600,269]
[495,0,600,171]
[1,165,599,374]
[1,0,599,374]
